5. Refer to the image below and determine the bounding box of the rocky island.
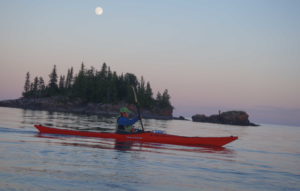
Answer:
[192,111,258,126]
[0,63,173,119]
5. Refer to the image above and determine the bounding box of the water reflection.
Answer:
[20,109,116,132]
[114,140,134,151]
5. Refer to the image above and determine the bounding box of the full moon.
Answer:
[95,7,103,15]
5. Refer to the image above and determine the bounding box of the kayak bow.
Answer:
[34,125,238,147]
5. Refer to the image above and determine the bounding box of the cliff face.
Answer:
[0,97,173,119]
[192,111,258,126]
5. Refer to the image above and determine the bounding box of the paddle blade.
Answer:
[131,86,138,104]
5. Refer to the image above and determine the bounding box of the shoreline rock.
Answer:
[0,97,173,120]
[192,111,258,126]
[173,116,187,120]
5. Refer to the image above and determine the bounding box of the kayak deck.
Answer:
[34,125,238,147]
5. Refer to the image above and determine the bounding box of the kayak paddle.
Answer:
[131,86,145,132]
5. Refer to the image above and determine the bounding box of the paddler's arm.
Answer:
[117,116,139,126]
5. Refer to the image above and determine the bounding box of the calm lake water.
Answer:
[0,107,299,191]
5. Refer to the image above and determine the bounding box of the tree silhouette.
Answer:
[48,65,58,96]
[23,72,31,97]
[22,63,172,109]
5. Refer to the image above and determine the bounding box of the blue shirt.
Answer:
[117,116,139,127]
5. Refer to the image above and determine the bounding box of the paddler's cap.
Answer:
[120,107,132,113]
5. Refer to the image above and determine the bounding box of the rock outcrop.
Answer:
[192,111,258,126]
[173,116,187,120]
[0,97,173,119]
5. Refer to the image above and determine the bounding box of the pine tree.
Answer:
[38,77,45,97]
[145,82,153,98]
[124,73,138,87]
[100,62,107,78]
[23,72,31,97]
[21,63,173,109]
[144,82,153,108]
[110,72,119,103]
[116,73,127,101]
[79,62,85,75]
[85,66,96,101]
[72,62,86,98]
[32,76,39,96]
[156,89,172,108]
[38,77,45,90]
[48,65,58,95]
[156,91,162,102]
[59,75,65,89]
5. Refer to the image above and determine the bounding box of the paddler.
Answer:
[116,107,142,134]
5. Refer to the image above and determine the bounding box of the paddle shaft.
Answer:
[131,86,144,131]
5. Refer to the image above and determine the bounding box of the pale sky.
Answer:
[0,0,299,126]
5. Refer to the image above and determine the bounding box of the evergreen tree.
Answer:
[59,75,65,89]
[156,91,162,102]
[30,83,34,94]
[72,62,86,98]
[32,76,39,96]
[100,62,107,78]
[48,65,58,95]
[116,73,127,101]
[155,89,172,108]
[38,77,45,90]
[85,66,96,101]
[124,73,138,87]
[38,77,45,97]
[110,71,119,102]
[162,89,171,107]
[79,62,85,75]
[144,82,154,108]
[145,82,153,98]
[21,63,173,109]
[23,72,31,97]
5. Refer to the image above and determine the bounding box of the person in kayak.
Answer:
[116,107,142,134]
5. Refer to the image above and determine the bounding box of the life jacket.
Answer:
[116,116,134,133]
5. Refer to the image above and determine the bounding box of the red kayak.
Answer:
[34,125,238,147]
